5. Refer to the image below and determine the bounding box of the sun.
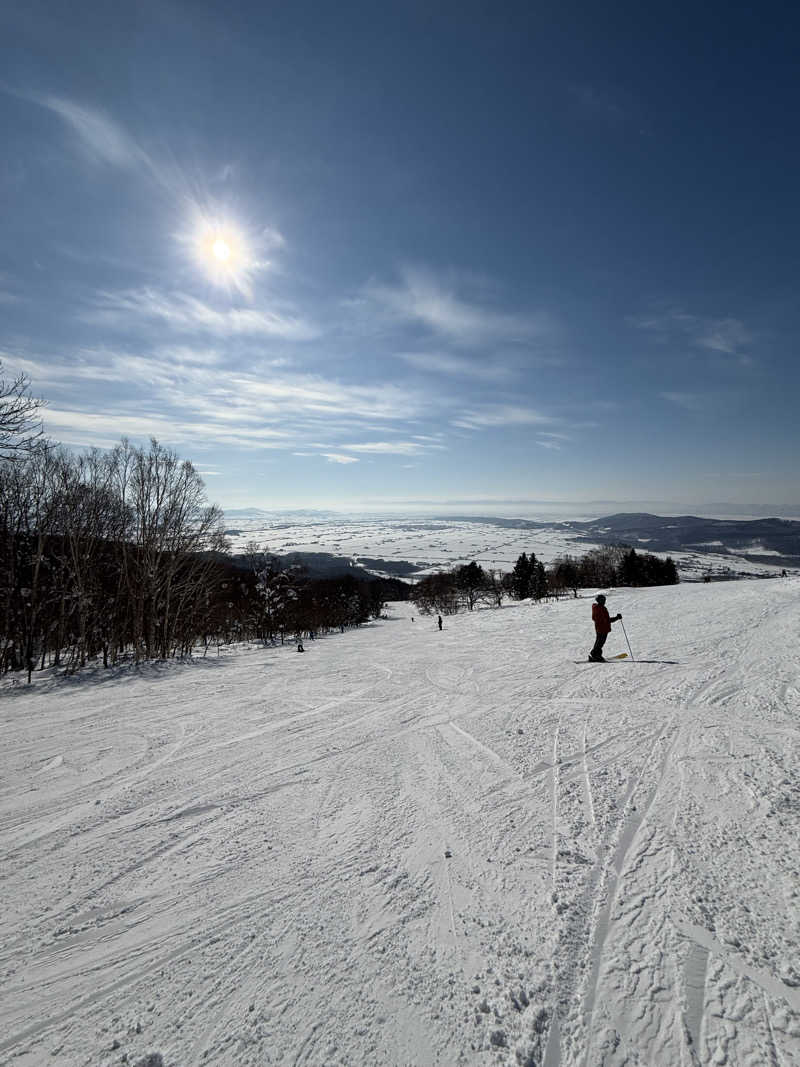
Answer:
[188,215,256,297]
[198,225,241,271]
[212,238,231,261]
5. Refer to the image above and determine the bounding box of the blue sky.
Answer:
[1,1,798,515]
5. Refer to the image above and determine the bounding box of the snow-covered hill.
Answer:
[2,580,799,1066]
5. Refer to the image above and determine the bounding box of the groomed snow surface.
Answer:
[2,580,799,1066]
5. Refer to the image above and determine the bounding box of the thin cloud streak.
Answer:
[25,348,448,454]
[630,310,754,364]
[397,350,514,382]
[42,406,293,450]
[85,288,320,341]
[365,267,558,347]
[37,95,147,169]
[322,453,359,464]
[452,405,556,430]
[26,93,184,194]
[339,440,446,455]
[233,375,432,423]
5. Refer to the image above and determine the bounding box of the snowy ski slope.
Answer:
[1,580,799,1066]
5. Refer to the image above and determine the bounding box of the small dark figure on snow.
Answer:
[589,594,621,662]
[437,615,443,631]
[297,641,305,653]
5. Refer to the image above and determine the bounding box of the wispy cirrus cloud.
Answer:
[84,288,320,341]
[364,266,557,348]
[41,405,292,450]
[321,453,359,464]
[452,404,556,431]
[660,389,744,416]
[535,431,571,450]
[693,318,752,356]
[22,343,442,453]
[9,346,230,390]
[397,350,514,382]
[233,375,429,423]
[630,310,754,365]
[36,95,148,170]
[22,93,184,192]
[338,439,446,456]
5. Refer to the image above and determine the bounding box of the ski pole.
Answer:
[620,619,634,661]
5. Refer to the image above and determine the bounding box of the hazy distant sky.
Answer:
[1,1,798,513]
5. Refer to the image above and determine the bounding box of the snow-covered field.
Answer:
[223,516,593,575]
[223,515,792,579]
[2,580,799,1066]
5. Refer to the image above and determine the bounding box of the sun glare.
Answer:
[188,215,256,297]
[212,238,231,261]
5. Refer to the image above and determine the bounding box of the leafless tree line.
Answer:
[0,438,227,681]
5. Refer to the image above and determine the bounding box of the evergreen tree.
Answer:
[510,552,532,599]
[534,559,548,600]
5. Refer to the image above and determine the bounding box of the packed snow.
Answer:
[1,579,799,1066]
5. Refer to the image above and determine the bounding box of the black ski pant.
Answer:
[591,631,608,658]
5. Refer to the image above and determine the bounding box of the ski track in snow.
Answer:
[1,580,799,1066]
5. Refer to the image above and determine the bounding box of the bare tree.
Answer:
[120,438,228,659]
[0,362,44,459]
[0,443,61,680]
[50,448,128,670]
[479,569,507,608]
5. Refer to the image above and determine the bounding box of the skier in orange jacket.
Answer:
[589,594,622,662]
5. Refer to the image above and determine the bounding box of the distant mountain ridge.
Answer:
[434,511,800,566]
[564,513,800,565]
[225,508,341,520]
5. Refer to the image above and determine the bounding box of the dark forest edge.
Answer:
[410,548,678,617]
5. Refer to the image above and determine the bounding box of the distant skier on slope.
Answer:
[437,615,443,631]
[589,594,622,662]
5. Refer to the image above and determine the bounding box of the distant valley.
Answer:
[223,511,800,581]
